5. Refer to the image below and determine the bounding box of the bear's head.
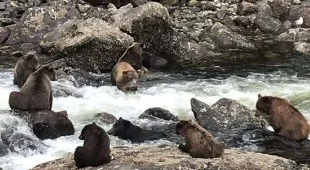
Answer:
[79,122,101,140]
[119,69,141,92]
[23,52,40,69]
[255,94,272,117]
[107,117,131,136]
[38,65,57,81]
[176,120,192,136]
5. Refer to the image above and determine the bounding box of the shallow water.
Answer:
[0,67,310,170]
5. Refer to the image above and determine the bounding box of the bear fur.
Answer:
[176,120,224,158]
[118,42,143,71]
[13,51,40,87]
[107,117,167,143]
[9,65,56,111]
[111,62,141,92]
[255,94,310,141]
[74,123,111,168]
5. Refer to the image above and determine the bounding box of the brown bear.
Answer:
[13,51,40,87]
[74,123,111,168]
[9,65,56,111]
[255,94,310,141]
[176,120,224,158]
[111,62,141,92]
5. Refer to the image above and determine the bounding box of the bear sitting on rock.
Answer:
[74,123,111,168]
[256,94,310,141]
[176,120,224,158]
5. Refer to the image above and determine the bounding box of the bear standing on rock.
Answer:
[74,123,111,168]
[13,51,40,88]
[256,94,310,141]
[176,120,224,158]
[9,65,56,111]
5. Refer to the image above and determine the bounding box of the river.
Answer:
[0,62,310,169]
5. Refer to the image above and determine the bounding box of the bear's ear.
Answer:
[258,94,262,98]
[119,117,123,120]
[92,122,96,125]
[136,69,141,77]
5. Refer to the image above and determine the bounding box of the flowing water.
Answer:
[1,62,310,169]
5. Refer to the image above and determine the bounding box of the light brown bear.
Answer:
[9,65,57,111]
[13,51,40,87]
[256,94,310,141]
[111,62,141,92]
[176,120,224,158]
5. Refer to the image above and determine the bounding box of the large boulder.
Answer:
[109,2,172,64]
[139,107,178,121]
[6,5,81,44]
[191,98,264,134]
[40,18,134,73]
[30,110,74,140]
[254,12,281,33]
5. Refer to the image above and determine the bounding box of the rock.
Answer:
[275,20,291,34]
[30,110,75,140]
[207,22,256,50]
[294,42,310,55]
[233,16,251,28]
[0,2,6,11]
[139,107,178,121]
[40,18,134,73]
[93,112,117,124]
[66,69,110,87]
[6,5,81,45]
[254,12,281,33]
[8,132,46,154]
[199,1,218,11]
[237,1,257,16]
[269,0,289,22]
[31,146,305,170]
[52,83,83,98]
[191,98,264,134]
[0,27,10,44]
[0,140,8,157]
[110,2,172,65]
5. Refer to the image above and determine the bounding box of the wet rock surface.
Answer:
[31,146,308,170]
[139,107,178,121]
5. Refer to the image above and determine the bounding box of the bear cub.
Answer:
[176,120,224,158]
[74,123,111,168]
[256,94,310,141]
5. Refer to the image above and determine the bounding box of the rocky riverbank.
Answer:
[31,146,309,170]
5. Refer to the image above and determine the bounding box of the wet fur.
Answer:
[13,52,40,88]
[176,120,224,158]
[111,62,141,92]
[108,117,166,143]
[256,95,310,140]
[74,123,111,168]
[9,66,56,111]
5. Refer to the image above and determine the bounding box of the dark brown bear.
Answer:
[13,51,40,87]
[74,123,111,168]
[118,42,143,71]
[111,62,141,92]
[9,65,56,111]
[256,94,310,141]
[176,120,224,158]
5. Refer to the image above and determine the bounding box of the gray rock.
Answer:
[30,110,75,140]
[142,52,168,68]
[233,16,251,28]
[191,98,264,134]
[6,5,81,45]
[0,27,10,44]
[94,112,117,125]
[208,22,256,50]
[237,1,257,16]
[110,2,172,65]
[275,20,291,34]
[8,133,46,154]
[139,107,178,121]
[254,12,281,33]
[31,146,305,170]
[199,1,218,11]
[269,0,289,22]
[0,2,6,11]
[40,18,134,73]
